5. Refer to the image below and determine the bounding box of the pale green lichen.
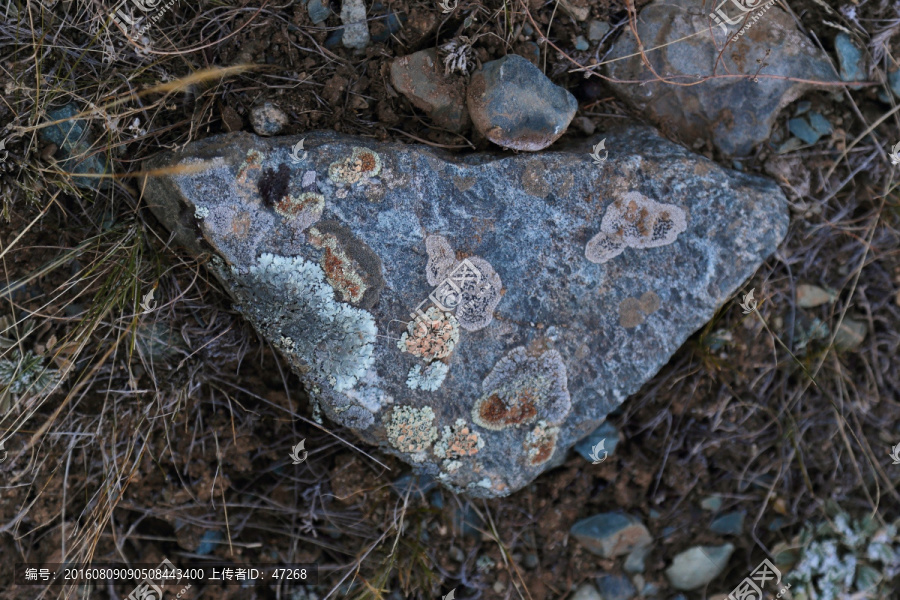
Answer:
[434,418,484,459]
[398,307,459,360]
[226,253,377,392]
[194,205,210,219]
[328,147,382,185]
[0,349,61,414]
[384,405,438,455]
[406,361,449,391]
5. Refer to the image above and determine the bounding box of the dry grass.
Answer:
[0,0,899,598]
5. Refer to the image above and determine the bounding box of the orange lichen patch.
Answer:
[384,405,437,456]
[230,212,252,239]
[275,192,324,221]
[397,307,459,360]
[523,421,559,466]
[328,147,382,185]
[307,227,368,304]
[435,419,485,459]
[471,347,570,431]
[475,389,539,430]
[618,290,661,329]
[236,149,263,186]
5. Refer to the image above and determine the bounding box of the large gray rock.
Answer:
[467,55,578,151]
[141,125,788,497]
[605,0,837,156]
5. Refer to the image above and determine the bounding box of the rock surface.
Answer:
[39,103,110,189]
[141,125,788,498]
[250,102,289,136]
[340,0,369,50]
[574,420,619,462]
[390,49,470,132]
[571,512,653,558]
[605,0,836,156]
[467,55,578,151]
[665,544,734,590]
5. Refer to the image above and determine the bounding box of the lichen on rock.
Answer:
[384,405,438,458]
[398,307,459,360]
[523,420,559,466]
[472,347,571,431]
[421,234,503,331]
[328,146,382,184]
[225,252,377,392]
[585,191,687,264]
[434,418,484,459]
[274,192,324,229]
[306,220,385,309]
[406,361,450,391]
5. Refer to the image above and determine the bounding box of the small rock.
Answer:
[390,49,470,132]
[340,0,370,50]
[664,544,734,591]
[709,511,745,536]
[588,20,610,41]
[788,117,823,145]
[575,36,590,51]
[449,545,465,562]
[571,512,652,558]
[325,28,344,49]
[453,503,484,538]
[571,583,603,600]
[624,544,651,573]
[195,529,225,555]
[574,116,596,136]
[807,112,832,137]
[467,54,578,151]
[834,318,867,351]
[523,23,533,36]
[595,574,636,600]
[574,421,619,462]
[701,496,723,512]
[307,0,331,24]
[835,32,866,87]
[391,473,436,498]
[523,553,539,569]
[250,102,288,136]
[38,103,110,189]
[796,284,836,308]
[371,10,403,42]
[557,0,590,21]
[793,100,811,116]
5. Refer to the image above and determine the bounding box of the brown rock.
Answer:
[390,49,470,132]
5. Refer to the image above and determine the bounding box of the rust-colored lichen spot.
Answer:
[275,192,325,223]
[397,307,459,360]
[236,149,263,187]
[472,347,571,432]
[618,290,661,329]
[307,227,368,304]
[328,147,383,185]
[230,212,251,240]
[523,421,559,466]
[476,389,539,430]
[435,418,484,459]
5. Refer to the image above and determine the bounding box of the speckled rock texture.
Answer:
[605,0,837,156]
[141,125,788,497]
[467,55,578,151]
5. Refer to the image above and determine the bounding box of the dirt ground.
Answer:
[1,0,899,598]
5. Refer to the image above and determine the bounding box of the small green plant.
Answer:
[0,348,61,414]
[775,506,900,600]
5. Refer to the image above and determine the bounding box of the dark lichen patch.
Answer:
[306,220,385,310]
[472,347,570,431]
[258,163,292,208]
